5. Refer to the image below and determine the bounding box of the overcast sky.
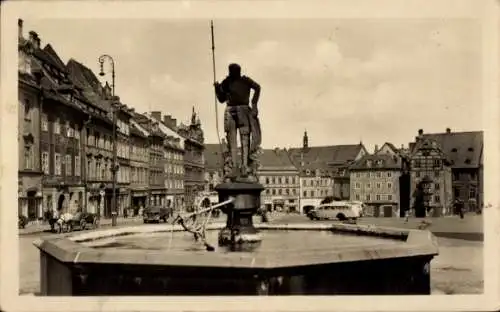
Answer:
[22,18,482,151]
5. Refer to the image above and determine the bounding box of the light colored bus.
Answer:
[308,201,362,221]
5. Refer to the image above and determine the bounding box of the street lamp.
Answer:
[98,54,118,227]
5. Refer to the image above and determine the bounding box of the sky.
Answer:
[22,18,483,151]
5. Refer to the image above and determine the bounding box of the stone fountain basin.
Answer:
[34,222,439,296]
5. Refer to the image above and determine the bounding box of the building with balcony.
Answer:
[177,107,205,212]
[287,131,368,213]
[409,128,483,214]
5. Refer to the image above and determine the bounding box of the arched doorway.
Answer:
[57,194,66,212]
[27,190,37,221]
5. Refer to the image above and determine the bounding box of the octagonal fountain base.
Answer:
[33,222,438,296]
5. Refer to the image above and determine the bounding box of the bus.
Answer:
[308,201,362,221]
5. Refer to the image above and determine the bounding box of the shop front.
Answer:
[131,189,148,216]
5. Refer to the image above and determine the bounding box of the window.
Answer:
[355,173,361,178]
[303,191,307,197]
[376,194,381,201]
[387,172,392,178]
[278,177,282,184]
[416,171,421,178]
[435,183,440,190]
[376,172,382,178]
[387,182,392,189]
[266,177,270,184]
[23,146,32,169]
[278,189,282,195]
[292,188,297,195]
[433,159,441,168]
[65,154,71,176]
[42,152,49,174]
[355,194,360,200]
[75,156,80,176]
[434,195,440,202]
[54,120,60,135]
[365,194,371,201]
[266,189,270,195]
[310,190,315,197]
[24,98,31,120]
[355,182,361,189]
[366,183,371,189]
[286,189,290,195]
[41,114,48,131]
[272,189,276,195]
[66,123,73,138]
[285,177,289,184]
[272,177,276,184]
[376,183,381,189]
[469,188,476,199]
[55,153,61,175]
[388,194,393,201]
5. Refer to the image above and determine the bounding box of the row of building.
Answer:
[17,20,206,220]
[204,128,484,217]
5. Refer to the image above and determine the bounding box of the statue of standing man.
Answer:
[214,63,262,183]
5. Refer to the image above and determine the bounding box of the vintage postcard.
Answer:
[1,0,499,311]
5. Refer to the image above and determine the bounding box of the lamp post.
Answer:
[99,54,118,227]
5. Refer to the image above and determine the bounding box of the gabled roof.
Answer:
[260,148,297,171]
[42,44,68,73]
[203,145,298,172]
[410,131,483,168]
[349,153,402,170]
[287,144,366,170]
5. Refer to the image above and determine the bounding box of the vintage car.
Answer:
[143,206,172,223]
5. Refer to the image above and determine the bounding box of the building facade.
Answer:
[259,149,300,213]
[66,59,116,217]
[164,135,185,210]
[177,108,205,212]
[18,22,43,220]
[349,153,403,217]
[287,131,368,213]
[129,119,150,214]
[409,130,453,217]
[410,128,483,214]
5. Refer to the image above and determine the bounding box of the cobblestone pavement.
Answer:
[19,213,483,295]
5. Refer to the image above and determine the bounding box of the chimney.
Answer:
[28,31,40,49]
[151,111,161,121]
[418,129,424,136]
[163,115,172,126]
[18,19,23,39]
[171,118,177,128]
[446,128,451,134]
[374,144,379,153]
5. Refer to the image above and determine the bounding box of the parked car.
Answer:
[143,206,172,223]
[308,201,361,221]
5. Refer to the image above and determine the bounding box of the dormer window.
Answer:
[451,148,458,152]
[366,160,372,167]
[465,158,471,164]
[468,147,474,152]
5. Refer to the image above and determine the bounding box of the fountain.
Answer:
[33,64,439,296]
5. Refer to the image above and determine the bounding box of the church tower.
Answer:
[303,130,309,149]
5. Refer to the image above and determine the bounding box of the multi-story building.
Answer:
[203,143,224,192]
[19,25,93,219]
[409,128,483,214]
[18,21,43,220]
[133,113,166,207]
[149,111,186,211]
[409,129,453,217]
[129,118,150,214]
[349,150,403,217]
[287,131,368,213]
[66,59,116,217]
[177,107,205,212]
[259,148,300,213]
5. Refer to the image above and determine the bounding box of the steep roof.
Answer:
[287,144,366,169]
[260,148,297,171]
[349,153,402,170]
[42,44,67,73]
[203,145,298,172]
[410,131,483,168]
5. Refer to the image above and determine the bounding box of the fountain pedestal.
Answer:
[215,181,264,251]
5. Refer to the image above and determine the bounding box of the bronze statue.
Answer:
[214,63,262,182]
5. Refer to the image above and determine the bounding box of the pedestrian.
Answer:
[458,199,464,219]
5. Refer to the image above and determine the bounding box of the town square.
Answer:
[7,3,495,306]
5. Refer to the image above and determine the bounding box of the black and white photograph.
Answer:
[1,0,499,311]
